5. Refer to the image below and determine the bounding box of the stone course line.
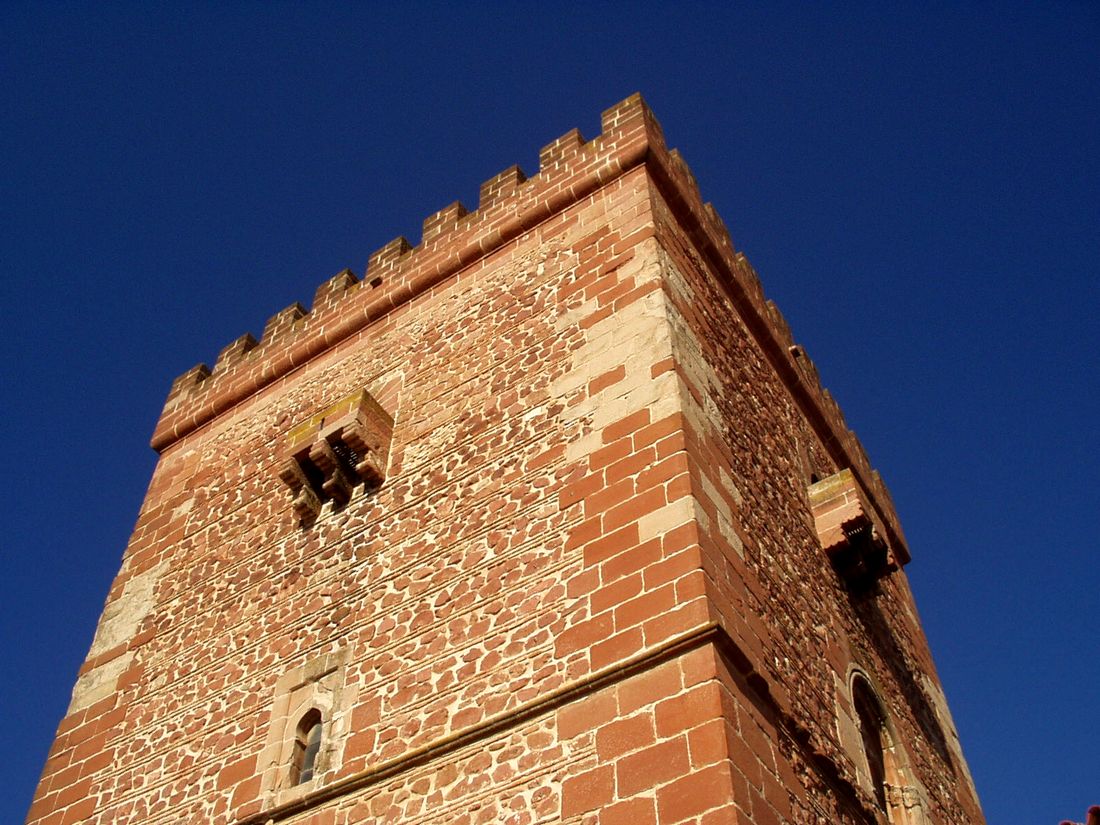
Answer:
[235,622,721,824]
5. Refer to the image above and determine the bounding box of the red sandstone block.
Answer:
[596,711,657,761]
[556,612,615,657]
[77,748,113,779]
[80,695,117,724]
[761,767,792,819]
[602,796,659,825]
[62,718,99,751]
[603,409,651,444]
[25,791,55,824]
[591,572,644,615]
[351,697,382,729]
[615,221,657,251]
[687,717,730,768]
[662,520,701,555]
[679,645,719,687]
[642,547,701,591]
[584,477,635,517]
[567,566,601,599]
[665,471,693,503]
[561,269,600,303]
[699,806,743,825]
[618,660,683,715]
[60,797,97,825]
[736,710,777,775]
[614,583,677,632]
[747,788,781,825]
[565,515,604,552]
[78,642,127,675]
[590,627,644,670]
[603,486,667,532]
[589,436,634,472]
[642,596,711,647]
[43,762,81,799]
[580,303,615,331]
[600,537,662,585]
[655,762,736,823]
[654,682,723,738]
[561,764,616,817]
[654,431,688,461]
[344,729,378,761]
[576,226,612,252]
[216,753,256,791]
[582,523,640,567]
[70,731,108,764]
[54,710,85,739]
[36,750,71,783]
[589,364,627,395]
[585,268,627,301]
[635,452,689,493]
[611,279,662,313]
[604,446,657,486]
[725,730,764,789]
[616,735,691,797]
[674,569,709,602]
[559,472,606,510]
[558,688,619,740]
[231,773,261,811]
[50,777,92,812]
[597,276,640,308]
[116,662,144,691]
[649,357,676,379]
[526,444,564,472]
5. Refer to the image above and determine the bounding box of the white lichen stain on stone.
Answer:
[69,559,168,713]
[68,652,134,714]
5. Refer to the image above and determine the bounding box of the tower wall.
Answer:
[30,95,982,825]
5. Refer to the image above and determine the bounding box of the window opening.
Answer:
[290,709,323,785]
[852,677,888,811]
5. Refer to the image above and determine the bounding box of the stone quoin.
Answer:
[30,94,984,824]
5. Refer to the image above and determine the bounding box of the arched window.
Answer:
[852,676,889,812]
[290,708,323,785]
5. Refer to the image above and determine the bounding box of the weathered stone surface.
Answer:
[30,95,982,825]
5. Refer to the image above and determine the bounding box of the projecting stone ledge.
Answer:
[809,468,905,588]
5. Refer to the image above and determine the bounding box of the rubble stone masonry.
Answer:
[30,95,984,825]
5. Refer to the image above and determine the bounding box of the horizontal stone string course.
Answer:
[232,624,721,824]
[227,623,889,825]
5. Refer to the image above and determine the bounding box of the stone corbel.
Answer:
[309,439,355,506]
[808,469,899,588]
[278,458,323,523]
[278,389,394,525]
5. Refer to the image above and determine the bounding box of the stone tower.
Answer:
[30,95,983,825]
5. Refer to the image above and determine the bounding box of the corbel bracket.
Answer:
[808,469,901,589]
[278,389,394,525]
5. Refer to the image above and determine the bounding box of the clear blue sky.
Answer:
[3,3,1096,822]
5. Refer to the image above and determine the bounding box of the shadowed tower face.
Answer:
[30,95,984,825]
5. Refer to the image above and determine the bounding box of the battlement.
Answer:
[151,92,908,562]
[31,92,990,825]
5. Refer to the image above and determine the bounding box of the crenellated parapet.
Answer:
[640,137,910,563]
[151,93,665,453]
[151,92,907,562]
